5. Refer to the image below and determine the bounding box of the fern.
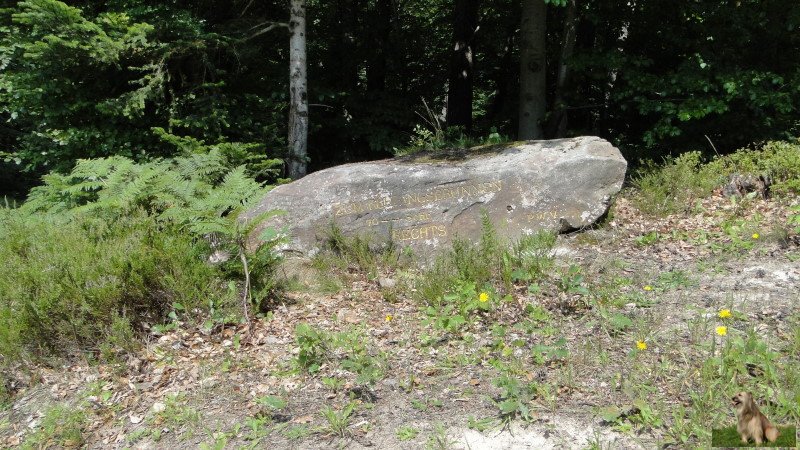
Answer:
[24,153,268,224]
[20,145,283,318]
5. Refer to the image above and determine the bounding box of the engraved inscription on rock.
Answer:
[244,136,627,258]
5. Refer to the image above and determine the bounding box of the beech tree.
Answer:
[288,0,309,179]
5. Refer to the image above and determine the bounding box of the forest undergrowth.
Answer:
[1,141,799,449]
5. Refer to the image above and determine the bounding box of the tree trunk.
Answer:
[367,0,391,92]
[446,0,480,131]
[518,0,547,140]
[549,0,577,138]
[601,24,628,135]
[288,0,308,179]
[488,27,516,122]
[332,0,361,91]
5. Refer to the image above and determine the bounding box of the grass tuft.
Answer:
[711,425,796,448]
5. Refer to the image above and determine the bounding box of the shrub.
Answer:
[0,211,225,361]
[703,140,800,196]
[633,140,800,216]
[21,404,87,449]
[632,151,719,215]
[0,146,283,365]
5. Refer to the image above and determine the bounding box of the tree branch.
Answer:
[245,22,290,41]
[240,0,255,17]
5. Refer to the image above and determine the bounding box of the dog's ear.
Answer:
[744,392,756,409]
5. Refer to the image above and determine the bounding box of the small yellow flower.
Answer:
[715,325,727,336]
[719,309,731,319]
[643,285,653,291]
[752,233,760,239]
[636,340,647,351]
[479,292,489,303]
[385,314,393,322]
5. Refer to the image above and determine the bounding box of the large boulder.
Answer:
[244,136,627,258]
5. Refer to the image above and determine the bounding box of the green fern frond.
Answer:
[187,217,235,237]
[174,149,228,182]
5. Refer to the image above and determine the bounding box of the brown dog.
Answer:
[732,392,779,445]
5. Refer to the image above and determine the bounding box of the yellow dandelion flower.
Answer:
[752,233,760,239]
[718,309,731,319]
[479,292,489,303]
[636,341,647,350]
[715,325,727,336]
[643,285,653,291]
[385,314,393,322]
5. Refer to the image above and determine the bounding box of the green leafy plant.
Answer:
[320,402,356,437]
[155,393,201,429]
[28,152,284,312]
[322,377,345,392]
[293,324,386,387]
[0,144,286,364]
[283,425,311,440]
[789,205,800,233]
[597,400,662,433]
[467,416,497,432]
[425,422,455,450]
[396,425,419,441]
[255,395,288,419]
[510,231,557,281]
[493,374,536,422]
[243,416,271,443]
[423,281,499,335]
[334,329,387,387]
[22,405,87,449]
[323,222,405,278]
[656,269,697,290]
[199,434,229,450]
[416,212,505,304]
[704,140,800,196]
[558,264,590,295]
[294,323,331,373]
[411,398,442,411]
[598,309,633,336]
[634,231,661,247]
[531,337,569,365]
[634,142,800,217]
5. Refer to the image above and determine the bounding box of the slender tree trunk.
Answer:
[549,0,577,137]
[601,24,628,135]
[518,0,547,140]
[488,30,515,122]
[367,0,391,92]
[288,0,308,179]
[446,0,480,131]
[239,250,251,326]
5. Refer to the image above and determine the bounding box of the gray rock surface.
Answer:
[244,137,627,258]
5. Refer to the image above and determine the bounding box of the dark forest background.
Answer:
[1,0,799,197]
